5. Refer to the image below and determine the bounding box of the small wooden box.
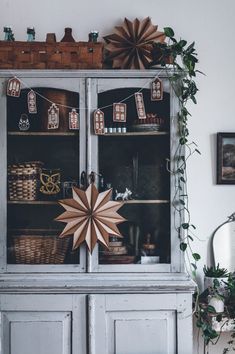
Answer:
[0,41,103,69]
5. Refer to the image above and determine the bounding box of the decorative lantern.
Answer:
[18,114,30,131]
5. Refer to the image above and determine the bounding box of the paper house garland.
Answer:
[151,78,163,101]
[47,103,59,130]
[69,109,79,130]
[113,103,126,122]
[94,109,105,135]
[27,90,37,113]
[135,92,146,119]
[7,77,21,97]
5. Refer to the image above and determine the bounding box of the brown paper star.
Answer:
[55,184,125,253]
[104,17,166,69]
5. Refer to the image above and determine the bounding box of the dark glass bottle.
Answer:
[61,28,75,42]
[99,176,105,192]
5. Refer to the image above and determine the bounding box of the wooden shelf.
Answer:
[8,228,61,233]
[102,131,169,137]
[8,131,78,136]
[8,200,58,205]
[8,199,170,205]
[123,199,169,204]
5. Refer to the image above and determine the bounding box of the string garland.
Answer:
[7,67,169,111]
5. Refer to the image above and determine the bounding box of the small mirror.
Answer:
[213,213,235,273]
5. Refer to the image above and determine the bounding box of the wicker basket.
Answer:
[9,232,70,264]
[8,161,43,201]
[0,41,103,69]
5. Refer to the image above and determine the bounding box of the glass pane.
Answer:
[97,87,171,266]
[7,87,80,265]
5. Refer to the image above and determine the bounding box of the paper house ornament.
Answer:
[94,109,105,135]
[113,103,126,122]
[47,103,59,130]
[151,78,163,101]
[7,77,21,97]
[135,92,146,119]
[69,109,79,130]
[27,90,37,113]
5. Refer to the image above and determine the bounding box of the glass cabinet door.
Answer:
[88,76,181,273]
[4,77,86,272]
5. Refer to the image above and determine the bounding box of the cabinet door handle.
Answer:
[88,171,95,184]
[80,171,88,189]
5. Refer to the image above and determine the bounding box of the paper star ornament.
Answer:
[55,184,125,253]
[104,17,166,69]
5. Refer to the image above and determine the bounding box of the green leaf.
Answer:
[188,235,194,241]
[192,253,201,261]
[186,41,195,53]
[191,263,197,270]
[207,305,216,313]
[178,39,187,48]
[180,176,186,183]
[164,27,175,37]
[179,199,185,205]
[179,137,188,145]
[196,69,205,75]
[180,242,187,251]
[182,223,189,229]
[196,319,203,328]
[191,224,196,229]
[195,148,201,155]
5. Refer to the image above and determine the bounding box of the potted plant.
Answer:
[208,287,225,313]
[203,264,229,294]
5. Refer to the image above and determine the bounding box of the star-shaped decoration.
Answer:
[55,184,125,253]
[104,17,166,69]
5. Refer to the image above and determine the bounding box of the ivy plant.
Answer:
[152,29,235,351]
[151,27,203,276]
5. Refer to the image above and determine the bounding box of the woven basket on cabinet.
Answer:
[8,161,43,201]
[10,233,70,264]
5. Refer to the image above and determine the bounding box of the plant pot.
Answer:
[204,276,228,295]
[150,45,174,67]
[208,295,224,313]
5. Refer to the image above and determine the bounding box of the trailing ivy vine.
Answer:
[151,26,235,352]
[151,27,222,347]
[151,27,203,275]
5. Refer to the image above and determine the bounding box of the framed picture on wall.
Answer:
[217,132,235,184]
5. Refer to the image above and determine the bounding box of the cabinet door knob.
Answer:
[88,171,95,184]
[80,171,88,189]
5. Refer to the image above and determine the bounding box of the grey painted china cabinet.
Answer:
[0,70,195,354]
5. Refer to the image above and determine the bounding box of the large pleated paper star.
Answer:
[104,17,166,69]
[55,184,125,253]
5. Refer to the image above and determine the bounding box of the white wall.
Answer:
[1,0,235,352]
